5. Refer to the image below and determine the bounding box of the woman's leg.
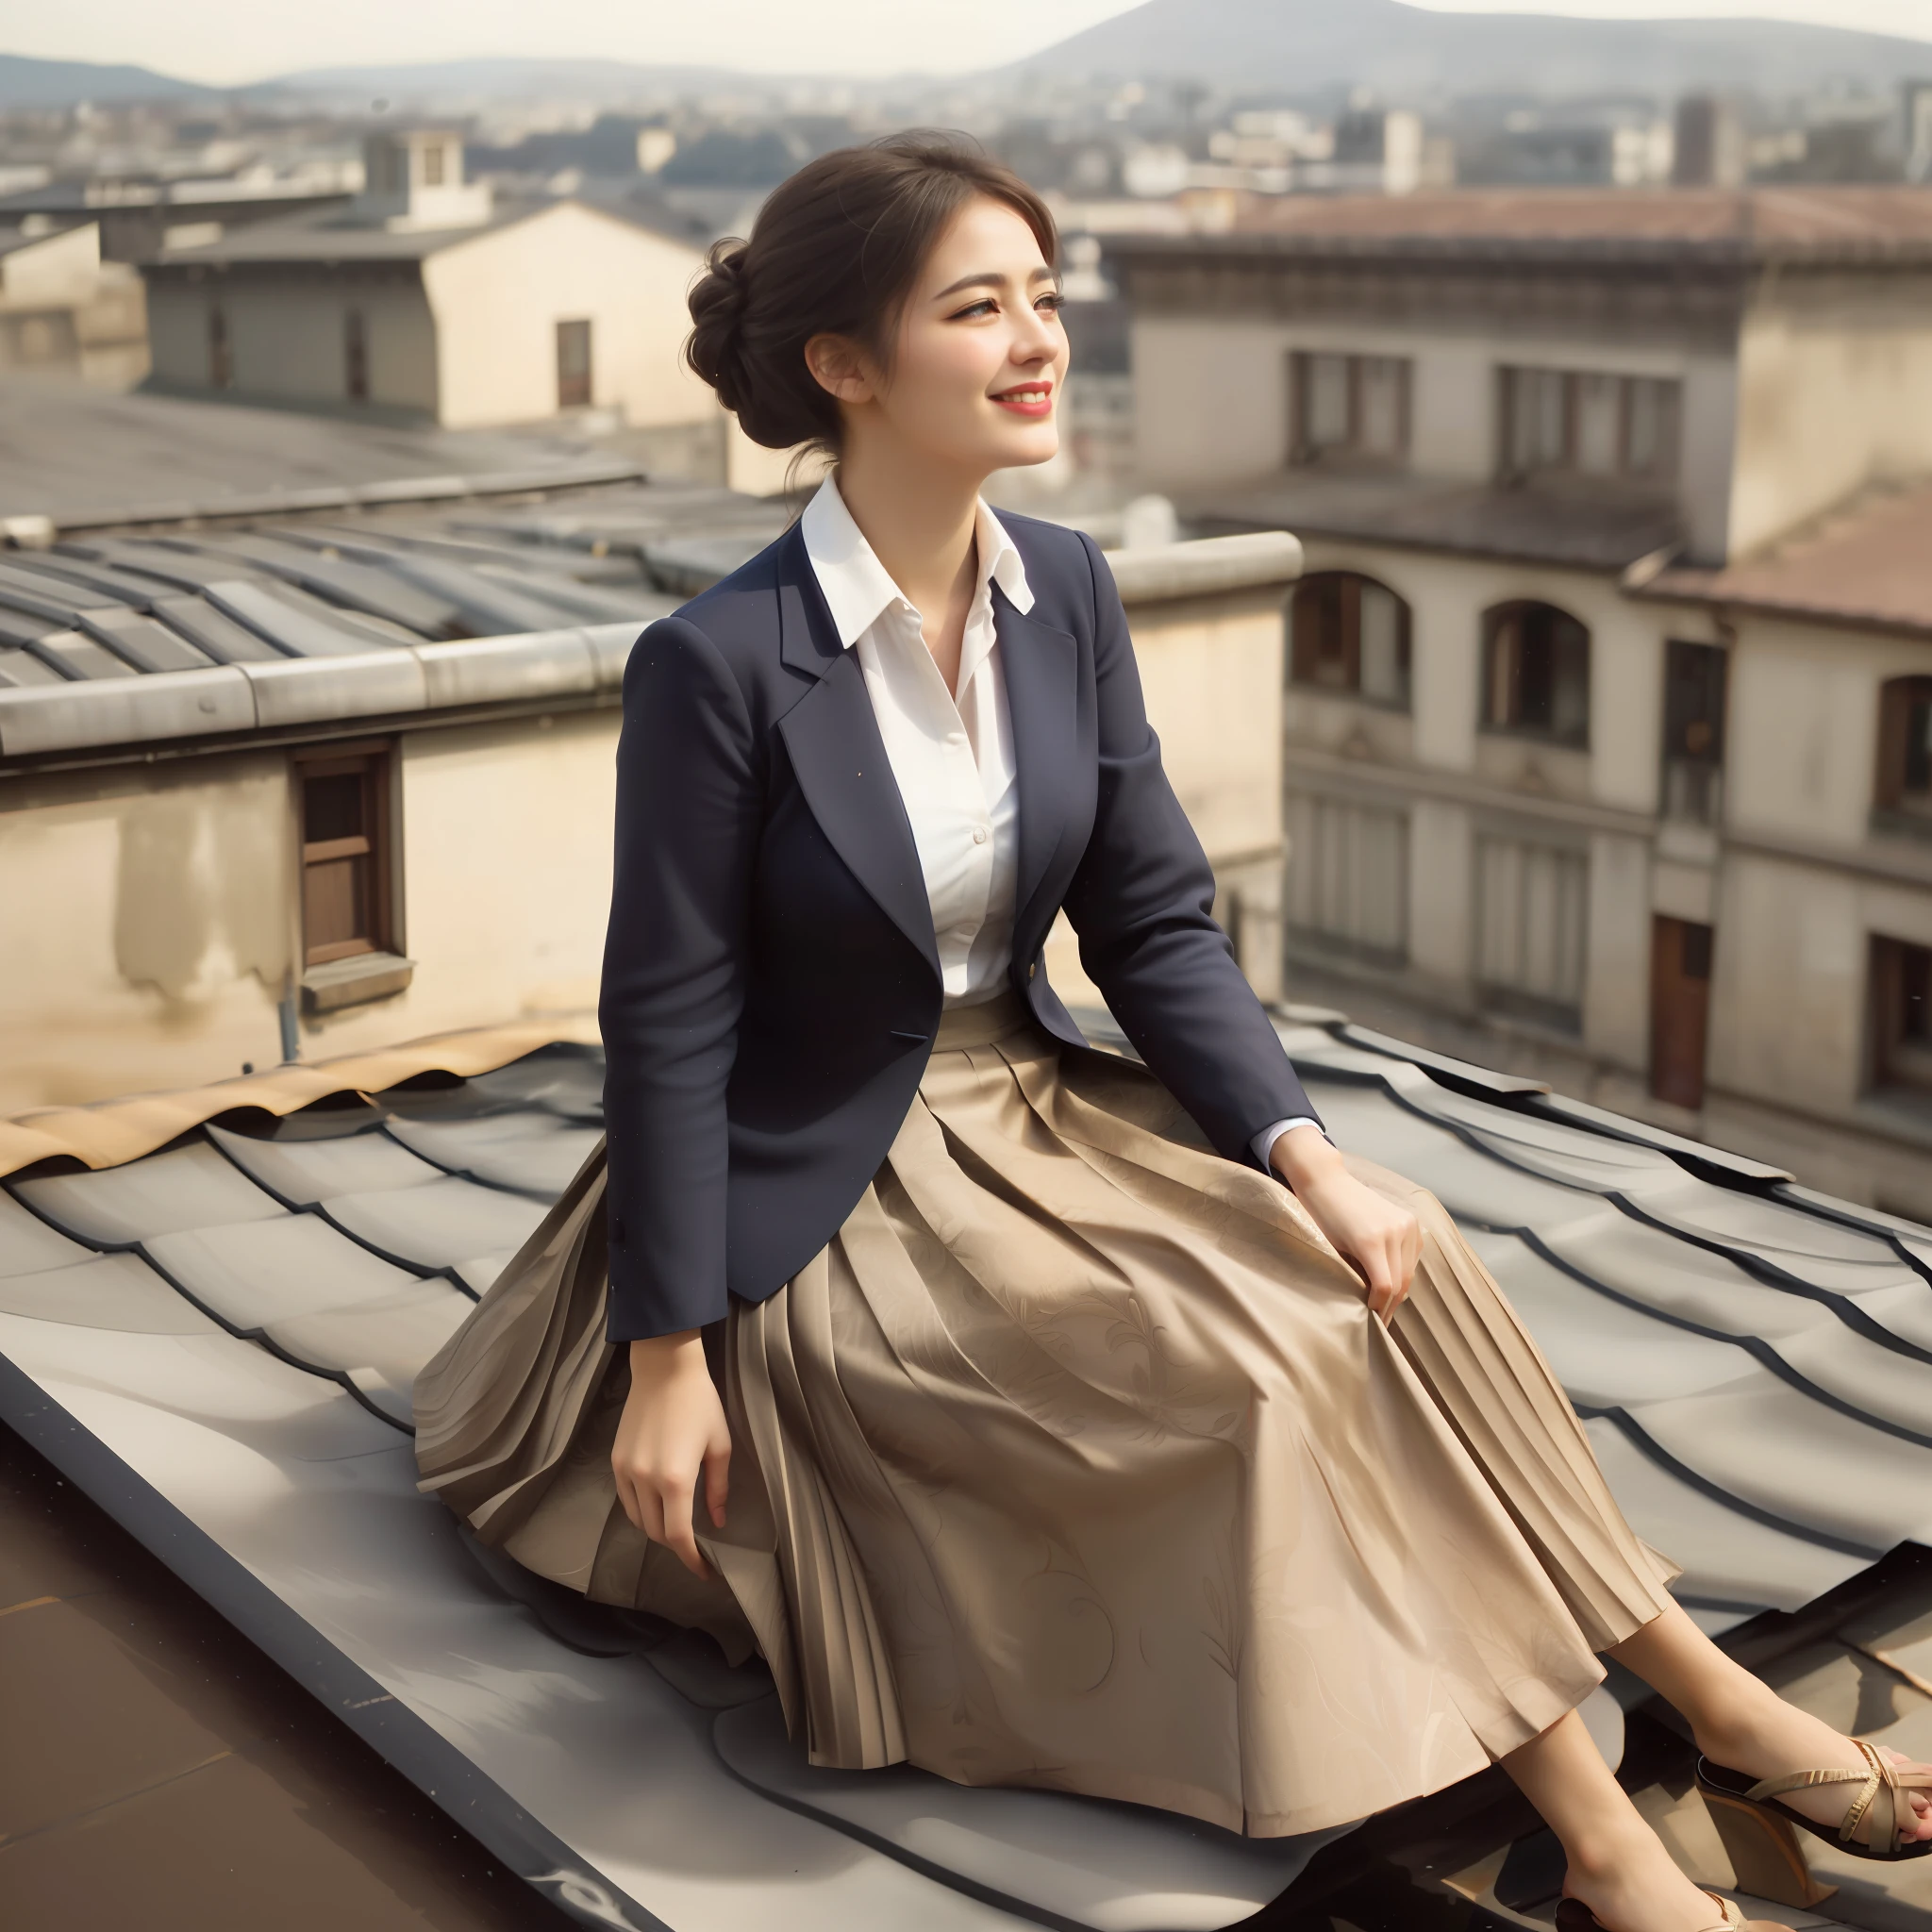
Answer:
[1502,1709,1729,1930]
[1610,1602,1932,1847]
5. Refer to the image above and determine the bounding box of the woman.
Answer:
[415,136,1928,1932]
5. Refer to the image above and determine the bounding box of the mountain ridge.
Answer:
[1018,0,1932,98]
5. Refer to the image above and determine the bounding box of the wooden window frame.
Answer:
[295,740,395,969]
[1498,366,1682,485]
[343,308,369,402]
[556,317,593,411]
[1289,351,1411,467]
[1874,675,1932,818]
[1869,933,1932,1097]
[1481,601,1591,748]
[1287,572,1413,711]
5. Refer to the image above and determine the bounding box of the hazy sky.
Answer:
[10,0,1932,87]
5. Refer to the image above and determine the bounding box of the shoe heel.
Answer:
[1702,1790,1838,1909]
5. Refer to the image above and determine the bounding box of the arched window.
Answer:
[1875,675,1932,823]
[1288,573,1412,709]
[1482,601,1590,746]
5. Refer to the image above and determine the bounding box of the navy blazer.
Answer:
[598,511,1321,1341]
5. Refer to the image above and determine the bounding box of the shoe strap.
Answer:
[1696,1892,1744,1930]
[1749,1740,1928,1855]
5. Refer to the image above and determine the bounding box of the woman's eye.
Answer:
[1037,292,1065,313]
[949,299,998,320]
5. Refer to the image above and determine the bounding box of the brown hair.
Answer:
[685,132,1058,455]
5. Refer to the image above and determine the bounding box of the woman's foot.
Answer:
[1562,1815,1756,1931]
[1692,1688,1932,1851]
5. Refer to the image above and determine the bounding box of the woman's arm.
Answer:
[599,615,761,1342]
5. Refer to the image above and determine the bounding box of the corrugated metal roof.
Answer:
[2,1011,1926,1931]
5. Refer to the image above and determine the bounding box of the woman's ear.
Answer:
[805,333,876,407]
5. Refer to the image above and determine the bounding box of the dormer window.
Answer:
[423,142,446,188]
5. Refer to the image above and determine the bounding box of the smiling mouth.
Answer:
[991,381,1055,415]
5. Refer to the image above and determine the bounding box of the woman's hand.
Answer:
[612,1331,732,1579]
[1270,1126,1422,1322]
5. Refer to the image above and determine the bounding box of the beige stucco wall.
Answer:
[0,753,299,1115]
[1730,272,1932,558]
[424,204,715,431]
[0,711,621,1118]
[145,273,440,414]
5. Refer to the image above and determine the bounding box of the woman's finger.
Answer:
[703,1437,732,1531]
[611,1463,642,1535]
[657,1470,711,1580]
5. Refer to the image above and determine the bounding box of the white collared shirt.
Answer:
[798,474,1320,1164]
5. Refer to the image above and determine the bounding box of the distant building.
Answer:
[1108,188,1932,1216]
[0,172,357,264]
[1673,96,1747,189]
[0,221,147,388]
[138,131,744,478]
[1907,81,1932,185]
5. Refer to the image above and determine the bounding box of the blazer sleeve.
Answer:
[1058,531,1322,1163]
[598,615,760,1341]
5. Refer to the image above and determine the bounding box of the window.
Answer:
[1476,835,1589,1032]
[556,318,592,410]
[1286,792,1408,964]
[1499,367,1679,483]
[1288,573,1412,708]
[1650,915,1714,1109]
[297,745,391,967]
[1869,935,1932,1097]
[1874,676,1932,832]
[1661,639,1727,824]
[208,303,231,390]
[1483,602,1591,746]
[423,141,446,188]
[1290,352,1410,464]
[343,308,368,402]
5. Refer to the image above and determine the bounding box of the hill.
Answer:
[1021,0,1932,99]
[0,53,213,107]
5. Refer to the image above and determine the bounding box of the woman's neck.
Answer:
[833,435,985,691]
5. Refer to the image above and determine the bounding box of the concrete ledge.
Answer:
[1103,530,1303,606]
[584,620,650,689]
[301,952,415,1014]
[0,666,255,758]
[241,651,428,730]
[414,629,599,709]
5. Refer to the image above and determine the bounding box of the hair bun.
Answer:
[686,239,753,415]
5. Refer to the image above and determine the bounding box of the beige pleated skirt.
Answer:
[414,993,1676,1839]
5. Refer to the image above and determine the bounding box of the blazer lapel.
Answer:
[998,589,1083,953]
[774,548,940,975]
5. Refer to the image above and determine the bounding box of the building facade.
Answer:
[1110,189,1932,1217]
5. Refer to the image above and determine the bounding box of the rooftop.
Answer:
[1642,477,1932,640]
[2,1008,1927,1930]
[1187,468,1685,575]
[0,471,792,760]
[1108,187,1932,266]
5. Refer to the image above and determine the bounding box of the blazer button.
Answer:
[1027,961,1037,980]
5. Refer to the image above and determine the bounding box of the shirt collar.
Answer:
[799,473,1034,652]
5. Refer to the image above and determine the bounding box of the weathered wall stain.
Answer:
[112,764,291,1006]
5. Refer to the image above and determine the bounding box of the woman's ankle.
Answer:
[1563,1810,1667,1884]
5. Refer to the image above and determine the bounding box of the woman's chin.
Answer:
[982,428,1061,474]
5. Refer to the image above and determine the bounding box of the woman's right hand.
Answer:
[612,1331,732,1579]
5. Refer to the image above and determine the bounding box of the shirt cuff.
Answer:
[1250,1116,1326,1174]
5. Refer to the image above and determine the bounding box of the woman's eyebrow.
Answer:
[931,265,1059,301]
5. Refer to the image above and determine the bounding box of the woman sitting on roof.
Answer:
[414,135,1929,1932]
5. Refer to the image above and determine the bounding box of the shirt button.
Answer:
[973,826,989,845]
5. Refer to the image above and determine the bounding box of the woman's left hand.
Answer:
[1269,1125,1421,1321]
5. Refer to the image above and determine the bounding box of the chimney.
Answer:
[356,130,491,231]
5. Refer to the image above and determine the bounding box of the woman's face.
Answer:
[812,195,1070,477]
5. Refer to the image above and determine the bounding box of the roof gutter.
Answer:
[0,620,642,762]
